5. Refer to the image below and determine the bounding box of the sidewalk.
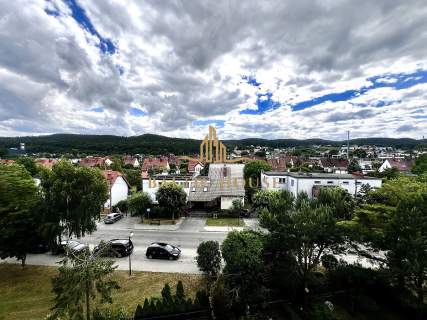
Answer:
[202,218,260,232]
[133,218,184,231]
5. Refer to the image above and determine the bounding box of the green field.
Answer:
[206,217,245,227]
[0,263,203,320]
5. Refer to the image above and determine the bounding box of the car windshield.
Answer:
[164,244,174,252]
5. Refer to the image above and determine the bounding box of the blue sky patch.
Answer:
[242,75,261,87]
[129,108,146,117]
[240,69,427,115]
[89,106,104,112]
[193,119,225,128]
[240,92,281,115]
[61,0,116,54]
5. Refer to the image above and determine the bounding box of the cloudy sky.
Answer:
[0,0,426,140]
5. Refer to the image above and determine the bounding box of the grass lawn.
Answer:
[206,217,245,227]
[0,263,204,320]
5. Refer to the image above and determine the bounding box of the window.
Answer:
[327,181,333,184]
[314,181,321,184]
[279,178,286,184]
[342,181,349,185]
[291,179,294,187]
[356,181,362,185]
[191,187,196,192]
[203,186,208,192]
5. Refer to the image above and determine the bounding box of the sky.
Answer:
[0,0,426,140]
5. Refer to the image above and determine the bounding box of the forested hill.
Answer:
[0,134,425,155]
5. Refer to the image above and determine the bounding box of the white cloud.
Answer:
[0,0,426,139]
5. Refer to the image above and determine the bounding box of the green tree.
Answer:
[347,159,362,173]
[15,156,39,176]
[347,176,427,318]
[40,160,108,239]
[196,241,222,277]
[243,160,271,202]
[221,230,265,310]
[228,198,243,216]
[353,149,367,158]
[127,192,152,218]
[123,169,142,191]
[51,245,120,320]
[155,182,187,220]
[412,153,427,175]
[0,164,41,266]
[316,187,355,220]
[260,193,345,305]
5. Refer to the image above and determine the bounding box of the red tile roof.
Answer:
[122,155,138,166]
[35,158,58,169]
[101,170,130,187]
[188,160,203,172]
[320,158,349,169]
[141,157,169,171]
[80,157,108,168]
[388,159,415,171]
[0,159,15,165]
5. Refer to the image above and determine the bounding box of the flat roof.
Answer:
[263,171,380,180]
[144,174,194,180]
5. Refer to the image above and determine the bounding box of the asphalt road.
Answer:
[5,217,229,274]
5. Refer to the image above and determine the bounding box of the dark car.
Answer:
[56,240,87,255]
[104,212,123,224]
[29,242,49,254]
[146,242,181,260]
[93,239,134,258]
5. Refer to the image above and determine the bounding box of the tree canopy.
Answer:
[0,164,41,266]
[40,160,108,239]
[155,182,186,219]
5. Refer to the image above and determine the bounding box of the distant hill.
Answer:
[0,134,425,156]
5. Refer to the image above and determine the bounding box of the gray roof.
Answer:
[188,164,245,202]
[263,171,380,180]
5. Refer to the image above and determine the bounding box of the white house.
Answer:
[102,170,130,209]
[378,159,414,173]
[261,171,382,198]
[142,173,194,203]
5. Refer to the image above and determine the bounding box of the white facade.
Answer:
[378,159,391,172]
[220,196,243,210]
[142,175,192,203]
[105,176,129,208]
[261,172,382,198]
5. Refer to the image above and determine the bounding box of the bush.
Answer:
[196,241,222,276]
[127,192,152,217]
[134,281,208,319]
[112,199,128,213]
[228,198,243,217]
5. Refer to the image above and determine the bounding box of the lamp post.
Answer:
[129,231,134,276]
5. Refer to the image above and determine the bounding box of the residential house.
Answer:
[35,158,58,170]
[261,171,382,198]
[319,158,349,174]
[80,157,112,168]
[188,160,204,174]
[102,170,130,209]
[122,155,140,168]
[378,159,415,173]
[142,173,194,203]
[141,157,170,173]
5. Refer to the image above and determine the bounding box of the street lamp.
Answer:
[129,231,134,276]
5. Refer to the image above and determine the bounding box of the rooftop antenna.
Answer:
[347,130,350,159]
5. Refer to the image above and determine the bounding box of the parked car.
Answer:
[56,240,87,255]
[104,212,123,224]
[29,242,49,254]
[93,239,134,257]
[146,242,181,260]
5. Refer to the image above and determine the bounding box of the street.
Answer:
[6,217,231,274]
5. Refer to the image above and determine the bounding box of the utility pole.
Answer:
[347,130,350,160]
